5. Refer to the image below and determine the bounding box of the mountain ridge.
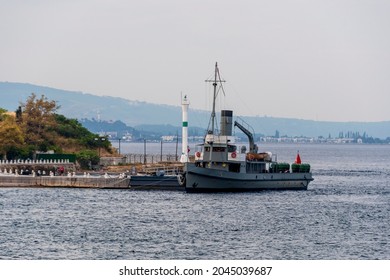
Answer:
[1,81,389,138]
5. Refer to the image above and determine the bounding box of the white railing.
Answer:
[0,159,71,165]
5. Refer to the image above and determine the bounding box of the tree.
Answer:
[0,116,24,159]
[76,150,100,169]
[0,94,116,161]
[20,93,59,152]
[0,107,7,122]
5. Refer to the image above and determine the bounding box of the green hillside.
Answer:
[0,94,114,164]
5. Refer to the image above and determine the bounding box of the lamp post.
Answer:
[118,138,121,155]
[143,139,147,164]
[160,139,163,162]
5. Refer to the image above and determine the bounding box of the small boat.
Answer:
[179,62,314,192]
[129,174,183,191]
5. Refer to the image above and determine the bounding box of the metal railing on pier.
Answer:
[123,153,179,164]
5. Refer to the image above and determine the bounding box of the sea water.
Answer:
[0,143,389,259]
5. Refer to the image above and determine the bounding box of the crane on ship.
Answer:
[234,119,258,154]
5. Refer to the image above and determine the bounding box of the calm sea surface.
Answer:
[0,143,389,260]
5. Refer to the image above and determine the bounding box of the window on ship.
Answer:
[228,145,237,152]
[212,147,226,152]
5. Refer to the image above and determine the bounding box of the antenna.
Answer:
[205,62,226,134]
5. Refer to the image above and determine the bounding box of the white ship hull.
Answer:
[184,163,313,192]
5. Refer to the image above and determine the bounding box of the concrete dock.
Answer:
[0,159,184,190]
[0,175,130,189]
[0,174,185,190]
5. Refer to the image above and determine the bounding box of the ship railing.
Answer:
[141,165,183,176]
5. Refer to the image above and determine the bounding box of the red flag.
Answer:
[295,152,301,164]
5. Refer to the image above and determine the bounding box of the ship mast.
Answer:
[205,62,225,134]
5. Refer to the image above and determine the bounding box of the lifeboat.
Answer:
[246,152,272,161]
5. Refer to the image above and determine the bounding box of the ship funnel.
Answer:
[220,110,233,136]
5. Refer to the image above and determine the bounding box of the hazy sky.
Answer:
[1,0,389,122]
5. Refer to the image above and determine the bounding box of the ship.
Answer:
[178,62,314,192]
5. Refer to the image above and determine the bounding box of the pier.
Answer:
[0,175,130,189]
[0,154,184,190]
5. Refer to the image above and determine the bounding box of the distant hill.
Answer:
[1,82,390,139]
[238,115,390,140]
[0,82,197,126]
